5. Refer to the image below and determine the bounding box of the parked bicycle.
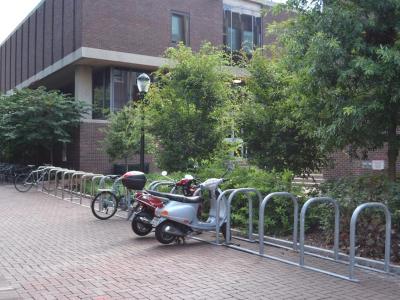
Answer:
[91,171,198,221]
[1,163,33,184]
[14,166,54,192]
[90,175,136,220]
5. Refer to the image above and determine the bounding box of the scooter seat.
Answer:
[145,190,202,203]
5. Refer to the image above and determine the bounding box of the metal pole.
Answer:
[246,194,253,241]
[140,92,145,173]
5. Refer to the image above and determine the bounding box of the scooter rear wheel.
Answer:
[131,212,153,236]
[155,221,178,244]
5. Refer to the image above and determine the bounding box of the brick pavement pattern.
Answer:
[0,185,399,300]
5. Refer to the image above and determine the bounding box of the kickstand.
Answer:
[175,236,186,245]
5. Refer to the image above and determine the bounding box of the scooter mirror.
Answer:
[161,171,168,176]
[184,174,194,180]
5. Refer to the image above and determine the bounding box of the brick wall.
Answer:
[78,121,156,175]
[263,9,292,46]
[0,0,82,93]
[81,0,223,57]
[322,146,398,179]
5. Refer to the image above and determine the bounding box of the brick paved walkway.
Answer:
[0,185,399,300]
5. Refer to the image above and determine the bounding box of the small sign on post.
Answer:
[371,160,385,170]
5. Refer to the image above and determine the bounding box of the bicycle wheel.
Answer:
[14,173,34,192]
[91,191,119,220]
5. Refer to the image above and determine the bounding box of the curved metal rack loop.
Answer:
[226,188,263,244]
[259,192,299,255]
[299,197,340,266]
[61,170,76,200]
[349,202,392,280]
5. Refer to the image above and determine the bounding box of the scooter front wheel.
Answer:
[155,221,178,244]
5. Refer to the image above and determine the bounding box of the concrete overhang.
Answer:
[9,46,249,93]
[9,47,169,93]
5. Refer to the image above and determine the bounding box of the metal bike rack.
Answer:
[61,170,76,200]
[98,175,118,190]
[55,169,69,197]
[79,173,95,204]
[300,197,340,265]
[149,181,175,192]
[39,166,54,192]
[148,180,168,190]
[91,175,106,196]
[349,202,392,280]
[215,189,236,245]
[259,192,299,255]
[47,167,62,193]
[226,188,263,245]
[70,172,87,202]
[298,197,348,280]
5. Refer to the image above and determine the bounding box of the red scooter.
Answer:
[124,172,198,236]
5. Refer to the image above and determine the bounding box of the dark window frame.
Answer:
[170,10,190,46]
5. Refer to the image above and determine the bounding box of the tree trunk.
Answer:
[387,110,398,181]
[124,156,128,172]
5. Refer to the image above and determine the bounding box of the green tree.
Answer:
[272,0,400,180]
[102,103,154,171]
[239,52,326,175]
[0,87,86,164]
[146,43,233,171]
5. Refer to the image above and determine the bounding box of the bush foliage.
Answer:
[102,103,155,170]
[0,87,86,164]
[146,43,233,171]
[318,175,400,262]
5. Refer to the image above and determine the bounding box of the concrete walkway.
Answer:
[0,185,399,299]
[0,274,19,300]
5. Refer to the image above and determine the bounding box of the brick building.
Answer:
[1,0,283,174]
[0,0,388,178]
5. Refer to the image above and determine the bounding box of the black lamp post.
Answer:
[137,73,151,173]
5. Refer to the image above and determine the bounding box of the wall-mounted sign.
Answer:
[372,160,385,170]
[361,161,372,169]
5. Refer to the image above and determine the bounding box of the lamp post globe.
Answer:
[137,73,151,173]
[137,73,151,93]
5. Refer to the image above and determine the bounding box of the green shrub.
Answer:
[318,175,400,262]
[195,157,306,236]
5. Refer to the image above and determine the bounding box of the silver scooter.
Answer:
[148,177,228,244]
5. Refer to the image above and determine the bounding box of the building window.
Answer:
[92,68,111,120]
[223,8,262,53]
[112,68,139,112]
[92,67,150,120]
[171,13,189,45]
